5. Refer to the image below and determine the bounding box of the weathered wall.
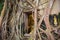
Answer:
[51,0,60,15]
[39,0,60,15]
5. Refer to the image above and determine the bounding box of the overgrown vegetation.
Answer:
[0,0,60,40]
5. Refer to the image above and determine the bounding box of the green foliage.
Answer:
[58,13,60,24]
[0,0,4,15]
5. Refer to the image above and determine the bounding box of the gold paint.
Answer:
[54,16,57,25]
[28,14,34,33]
